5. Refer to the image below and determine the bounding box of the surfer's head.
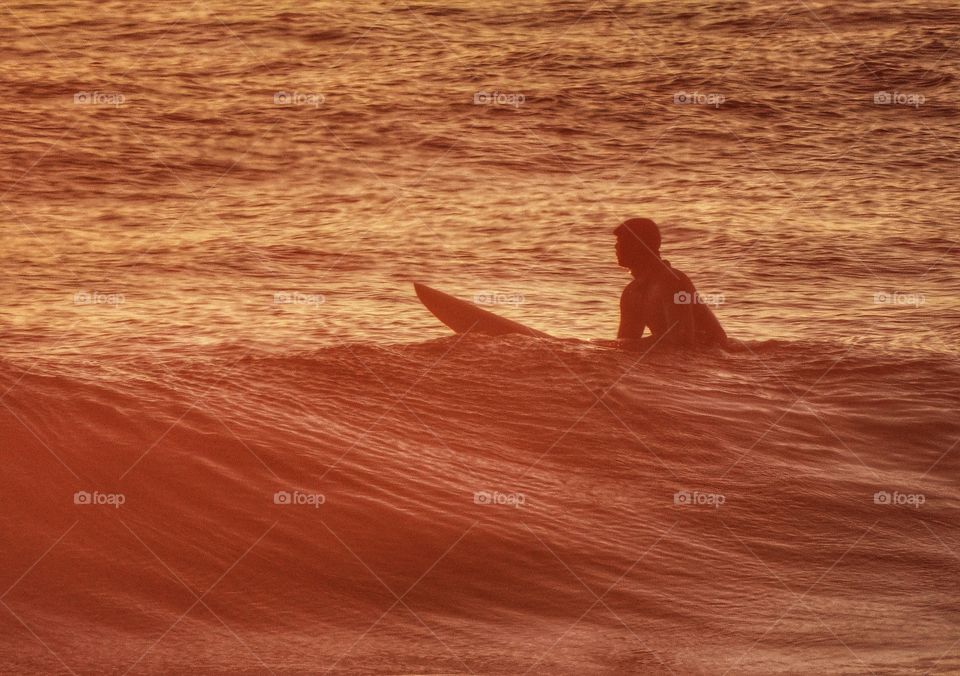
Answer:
[615,218,661,270]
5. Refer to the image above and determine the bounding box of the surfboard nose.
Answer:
[413,281,440,305]
[413,282,551,339]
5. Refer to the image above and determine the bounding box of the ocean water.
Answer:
[1,0,959,673]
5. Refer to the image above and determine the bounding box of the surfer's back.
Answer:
[618,262,726,347]
[666,264,727,346]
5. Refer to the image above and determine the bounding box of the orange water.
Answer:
[2,1,959,673]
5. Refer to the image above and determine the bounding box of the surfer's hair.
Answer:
[615,218,661,255]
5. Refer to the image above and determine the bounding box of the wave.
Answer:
[2,337,958,671]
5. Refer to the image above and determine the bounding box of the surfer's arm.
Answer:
[617,283,645,340]
[617,316,643,339]
[648,281,696,345]
[662,302,696,345]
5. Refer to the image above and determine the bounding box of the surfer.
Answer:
[614,218,727,347]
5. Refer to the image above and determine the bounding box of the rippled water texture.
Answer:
[1,0,959,673]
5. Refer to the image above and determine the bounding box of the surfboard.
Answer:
[414,282,551,338]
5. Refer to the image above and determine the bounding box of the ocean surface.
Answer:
[2,0,959,673]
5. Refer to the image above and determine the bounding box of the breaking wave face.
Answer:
[2,335,959,673]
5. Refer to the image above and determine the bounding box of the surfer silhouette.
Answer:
[614,218,726,347]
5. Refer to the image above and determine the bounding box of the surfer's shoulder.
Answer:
[657,261,695,292]
[620,279,642,303]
